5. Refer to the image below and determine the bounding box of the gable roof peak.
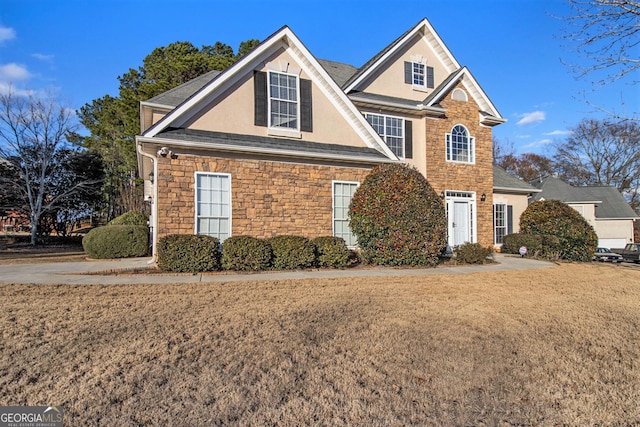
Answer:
[344,17,461,92]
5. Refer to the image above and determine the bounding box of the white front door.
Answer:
[446,192,476,247]
[452,201,470,246]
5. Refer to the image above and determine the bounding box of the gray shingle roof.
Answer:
[530,176,638,219]
[348,91,424,109]
[155,128,391,163]
[493,166,540,193]
[145,69,222,107]
[317,59,357,87]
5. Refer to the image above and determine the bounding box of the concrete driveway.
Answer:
[0,254,555,285]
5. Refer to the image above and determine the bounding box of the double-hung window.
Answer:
[494,203,507,245]
[413,62,425,87]
[333,181,359,247]
[365,113,404,158]
[195,173,231,242]
[446,124,475,163]
[269,71,299,130]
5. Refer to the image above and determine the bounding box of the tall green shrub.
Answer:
[221,236,272,271]
[267,235,315,270]
[349,164,447,266]
[157,234,221,273]
[520,200,597,262]
[83,225,149,259]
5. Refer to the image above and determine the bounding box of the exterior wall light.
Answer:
[480,193,486,202]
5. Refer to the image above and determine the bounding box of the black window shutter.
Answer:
[404,61,412,84]
[300,78,312,132]
[404,120,413,159]
[507,205,513,235]
[254,71,267,127]
[426,66,434,89]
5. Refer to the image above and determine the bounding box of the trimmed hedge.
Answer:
[520,200,597,262]
[221,236,272,271]
[349,164,447,266]
[157,234,221,273]
[267,235,316,270]
[454,242,494,264]
[312,236,350,268]
[82,225,149,259]
[502,233,561,260]
[109,211,148,226]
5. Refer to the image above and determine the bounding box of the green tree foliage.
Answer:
[349,164,447,266]
[221,235,272,271]
[520,200,598,262]
[79,38,260,219]
[108,210,148,226]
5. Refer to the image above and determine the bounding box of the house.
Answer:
[492,165,540,248]
[136,19,505,257]
[530,176,638,248]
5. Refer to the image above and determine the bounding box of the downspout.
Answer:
[137,142,159,263]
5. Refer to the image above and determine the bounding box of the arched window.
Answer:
[446,124,474,163]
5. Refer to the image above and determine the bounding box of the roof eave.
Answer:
[137,136,398,166]
[493,186,541,193]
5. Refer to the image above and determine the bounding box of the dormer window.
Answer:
[413,62,425,87]
[404,59,434,90]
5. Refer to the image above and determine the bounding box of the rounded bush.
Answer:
[221,236,272,271]
[454,242,493,264]
[83,225,149,259]
[312,236,350,268]
[349,164,447,266]
[157,234,221,273]
[267,235,315,270]
[520,200,598,262]
[109,211,149,226]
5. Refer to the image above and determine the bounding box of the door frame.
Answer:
[445,190,477,247]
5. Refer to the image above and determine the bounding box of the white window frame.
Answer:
[494,203,507,245]
[412,61,426,89]
[446,124,475,164]
[267,70,300,132]
[332,181,359,248]
[194,172,231,243]
[365,113,405,158]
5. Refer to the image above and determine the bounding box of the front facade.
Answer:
[531,176,638,248]
[136,20,505,256]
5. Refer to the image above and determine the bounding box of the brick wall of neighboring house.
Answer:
[424,82,494,247]
[155,154,372,240]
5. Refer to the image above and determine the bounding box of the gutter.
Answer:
[136,141,159,263]
[136,136,399,166]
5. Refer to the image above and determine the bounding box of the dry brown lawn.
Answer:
[1,263,639,426]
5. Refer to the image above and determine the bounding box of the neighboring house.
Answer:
[530,176,638,248]
[136,19,505,257]
[492,165,541,249]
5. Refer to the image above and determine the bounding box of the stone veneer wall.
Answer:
[424,81,495,247]
[155,155,372,240]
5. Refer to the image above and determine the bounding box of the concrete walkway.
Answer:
[0,254,555,285]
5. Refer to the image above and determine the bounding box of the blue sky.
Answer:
[0,0,635,155]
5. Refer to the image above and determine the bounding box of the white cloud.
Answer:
[543,129,573,136]
[31,53,54,62]
[516,111,546,126]
[0,63,31,81]
[0,25,16,43]
[0,82,34,96]
[522,138,553,149]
